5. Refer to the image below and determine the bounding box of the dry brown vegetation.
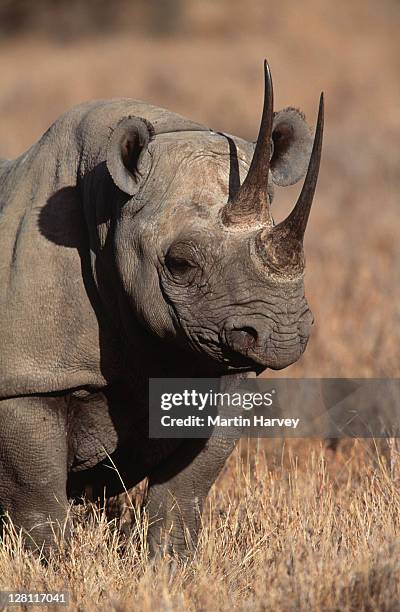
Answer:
[1,441,400,610]
[0,0,399,609]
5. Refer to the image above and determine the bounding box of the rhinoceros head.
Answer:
[103,61,323,374]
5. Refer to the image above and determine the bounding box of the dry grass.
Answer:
[1,441,400,610]
[0,0,399,609]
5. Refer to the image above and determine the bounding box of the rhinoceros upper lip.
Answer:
[220,341,266,373]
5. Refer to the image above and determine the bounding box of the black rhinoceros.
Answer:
[0,61,323,557]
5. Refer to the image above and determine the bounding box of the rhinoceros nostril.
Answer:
[227,327,258,353]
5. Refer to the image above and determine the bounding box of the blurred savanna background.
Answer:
[0,1,399,610]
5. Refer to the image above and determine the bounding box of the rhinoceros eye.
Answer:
[165,243,197,278]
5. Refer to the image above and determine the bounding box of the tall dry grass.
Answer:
[1,441,399,610]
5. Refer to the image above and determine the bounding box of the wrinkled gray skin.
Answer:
[0,94,315,557]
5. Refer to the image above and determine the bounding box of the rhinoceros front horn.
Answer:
[222,59,274,228]
[222,61,324,241]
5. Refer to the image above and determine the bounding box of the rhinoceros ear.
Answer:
[270,108,313,187]
[106,116,154,196]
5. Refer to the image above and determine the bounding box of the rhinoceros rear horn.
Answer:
[106,116,154,196]
[276,93,324,240]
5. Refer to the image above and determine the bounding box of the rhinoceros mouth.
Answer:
[219,343,267,374]
[218,323,308,373]
[176,328,265,374]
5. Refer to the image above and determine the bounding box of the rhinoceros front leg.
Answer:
[145,374,249,559]
[145,435,237,559]
[0,395,69,554]
[146,372,250,557]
